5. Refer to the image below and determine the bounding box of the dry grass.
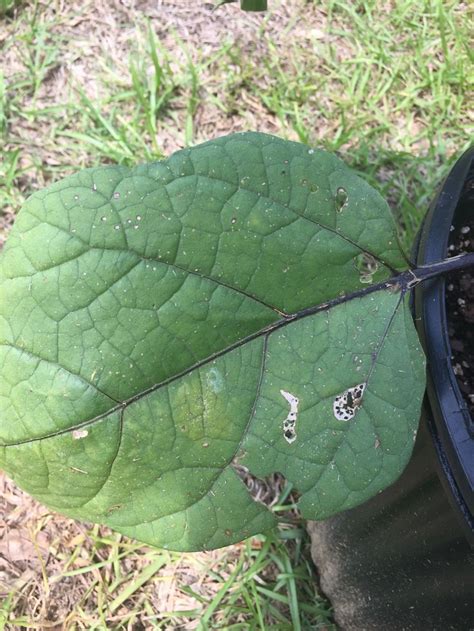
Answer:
[1,472,325,629]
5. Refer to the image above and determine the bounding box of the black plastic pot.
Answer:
[308,148,474,631]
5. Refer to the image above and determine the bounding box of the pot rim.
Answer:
[414,146,474,539]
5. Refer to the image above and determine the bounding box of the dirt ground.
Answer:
[0,0,320,243]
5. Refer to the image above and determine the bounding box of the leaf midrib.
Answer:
[1,275,406,448]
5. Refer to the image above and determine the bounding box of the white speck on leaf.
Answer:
[207,367,224,393]
[72,429,89,440]
[70,466,88,474]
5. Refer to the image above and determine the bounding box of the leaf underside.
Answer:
[0,132,425,551]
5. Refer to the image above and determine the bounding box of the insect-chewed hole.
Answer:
[333,383,366,421]
[280,389,299,443]
[232,463,300,510]
[354,253,379,284]
[335,187,348,212]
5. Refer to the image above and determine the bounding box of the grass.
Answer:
[0,0,472,627]
[0,0,16,17]
[216,0,472,249]
[1,478,333,629]
[1,1,471,248]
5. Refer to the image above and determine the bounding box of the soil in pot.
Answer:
[446,217,474,419]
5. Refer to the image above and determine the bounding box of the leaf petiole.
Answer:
[214,0,268,10]
[404,252,474,287]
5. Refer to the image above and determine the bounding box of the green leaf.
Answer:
[0,132,425,551]
[240,0,268,10]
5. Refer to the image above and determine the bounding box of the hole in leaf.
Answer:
[333,383,366,421]
[354,252,379,283]
[335,187,348,212]
[233,464,300,512]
